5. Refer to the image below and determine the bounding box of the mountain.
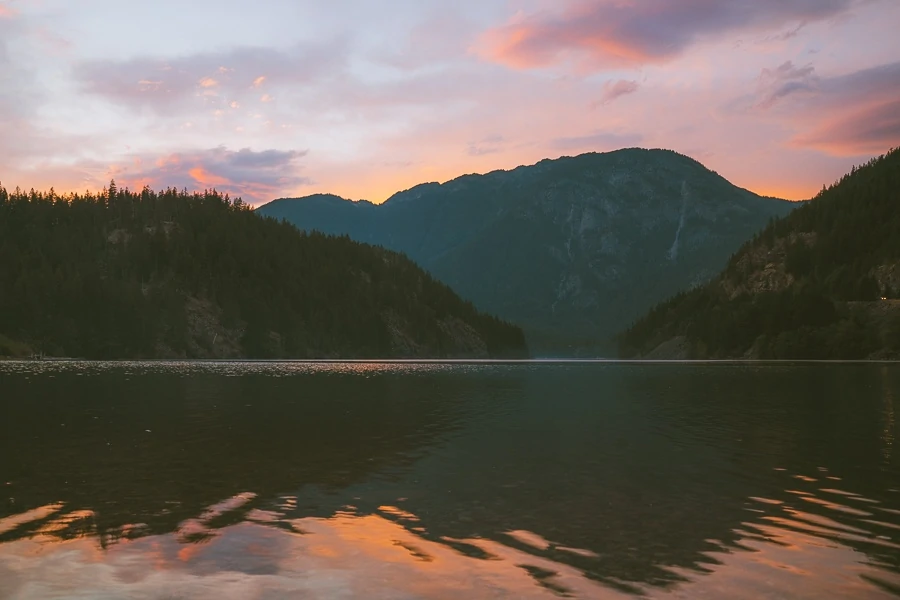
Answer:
[258,148,794,355]
[617,148,900,360]
[0,184,527,359]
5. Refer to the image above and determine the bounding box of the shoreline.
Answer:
[2,357,899,365]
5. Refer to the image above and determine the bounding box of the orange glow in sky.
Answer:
[0,0,897,205]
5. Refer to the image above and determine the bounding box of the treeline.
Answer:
[617,148,900,359]
[0,183,527,359]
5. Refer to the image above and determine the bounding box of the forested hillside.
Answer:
[0,183,527,359]
[259,148,793,355]
[618,148,900,360]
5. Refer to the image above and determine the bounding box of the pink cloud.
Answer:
[793,99,900,156]
[740,60,900,156]
[102,146,312,204]
[477,0,855,70]
[595,79,639,106]
[466,134,505,156]
[188,166,231,187]
[73,42,345,114]
[755,61,818,109]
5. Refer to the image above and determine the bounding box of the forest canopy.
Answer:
[0,183,527,359]
[617,148,900,360]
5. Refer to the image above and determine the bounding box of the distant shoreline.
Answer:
[2,357,899,365]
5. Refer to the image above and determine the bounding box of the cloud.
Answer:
[0,3,16,19]
[466,134,505,156]
[794,99,900,155]
[0,15,32,117]
[756,61,818,109]
[377,9,478,70]
[0,12,72,169]
[761,21,807,42]
[765,61,900,155]
[552,131,643,151]
[73,41,346,114]
[818,60,900,104]
[2,0,895,207]
[106,146,312,205]
[478,0,855,70]
[723,60,900,157]
[595,79,639,106]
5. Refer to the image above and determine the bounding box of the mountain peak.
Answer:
[258,149,794,355]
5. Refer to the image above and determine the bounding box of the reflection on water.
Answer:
[884,366,896,465]
[1,361,899,599]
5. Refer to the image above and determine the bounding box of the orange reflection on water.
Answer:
[0,512,619,599]
[662,519,900,600]
[2,486,900,599]
[883,366,896,464]
[0,503,64,536]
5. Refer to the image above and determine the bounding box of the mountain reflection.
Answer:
[1,362,900,598]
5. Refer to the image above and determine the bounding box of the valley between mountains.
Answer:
[4,147,897,360]
[259,148,794,356]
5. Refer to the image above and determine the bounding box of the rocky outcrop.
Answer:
[872,263,900,297]
[642,336,690,360]
[721,233,816,299]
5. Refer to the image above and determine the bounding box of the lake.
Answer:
[1,361,899,599]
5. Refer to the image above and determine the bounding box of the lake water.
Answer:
[1,361,899,599]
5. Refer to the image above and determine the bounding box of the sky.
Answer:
[1,0,898,205]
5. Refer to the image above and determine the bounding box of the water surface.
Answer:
[1,361,899,598]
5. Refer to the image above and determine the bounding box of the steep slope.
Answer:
[0,184,527,359]
[618,148,900,360]
[258,148,794,354]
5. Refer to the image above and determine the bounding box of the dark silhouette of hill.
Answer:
[0,183,527,359]
[618,148,900,359]
[258,148,793,355]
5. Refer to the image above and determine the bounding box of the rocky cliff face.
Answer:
[259,148,794,355]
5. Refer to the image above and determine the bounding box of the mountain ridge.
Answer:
[259,148,795,355]
[263,149,788,207]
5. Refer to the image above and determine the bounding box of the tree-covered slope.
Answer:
[618,148,900,360]
[0,184,527,359]
[258,148,793,356]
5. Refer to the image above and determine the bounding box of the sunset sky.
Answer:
[1,0,898,205]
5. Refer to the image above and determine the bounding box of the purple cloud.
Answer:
[481,0,855,70]
[794,99,900,155]
[789,62,900,155]
[73,41,346,113]
[596,79,640,106]
[756,61,819,109]
[107,146,311,205]
[818,60,900,102]
[466,134,505,156]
